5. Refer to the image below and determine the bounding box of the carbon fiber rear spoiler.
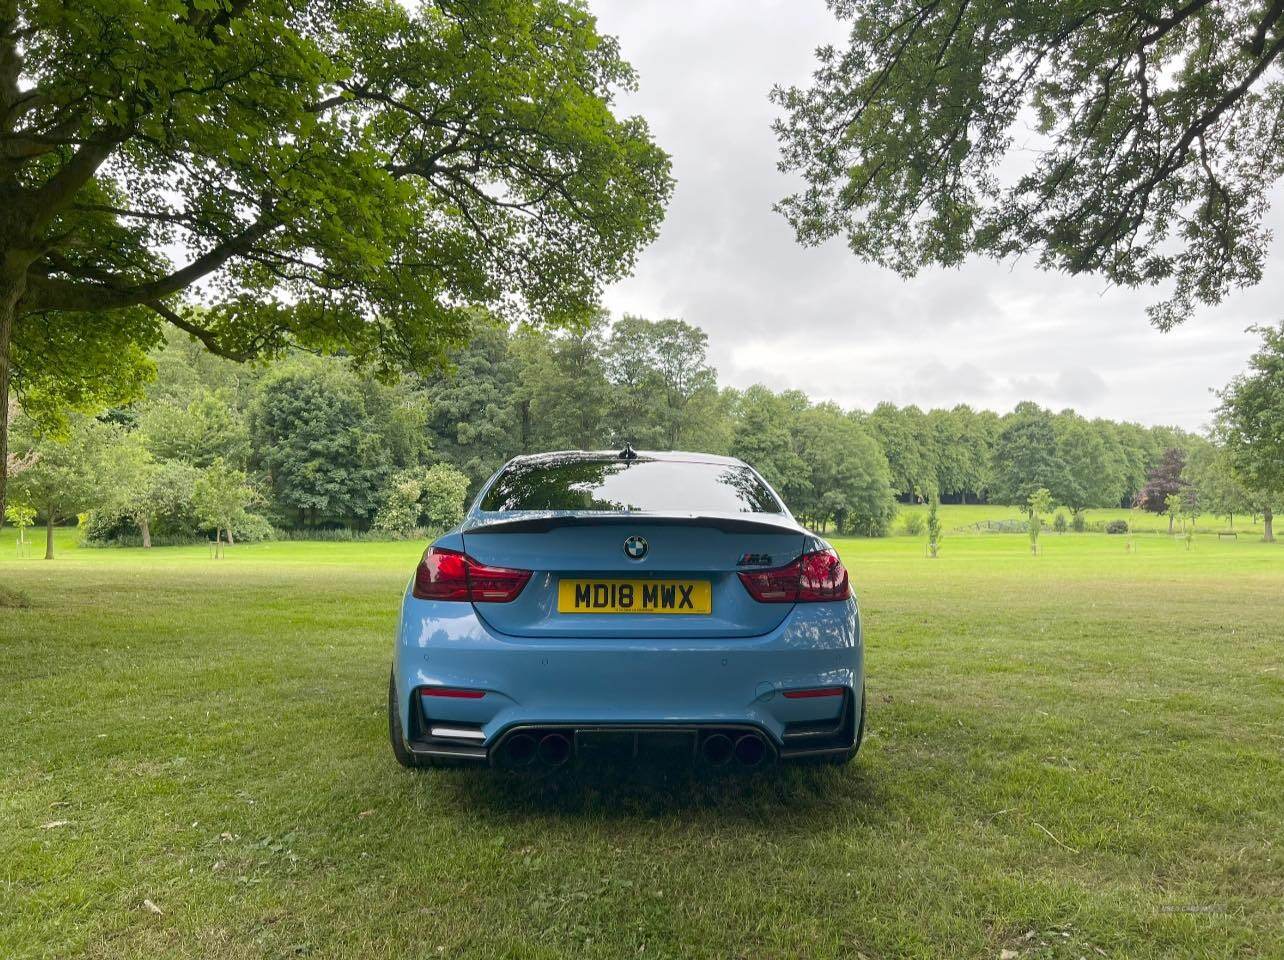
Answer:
[464,512,802,537]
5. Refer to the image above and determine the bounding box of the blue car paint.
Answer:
[391,451,863,754]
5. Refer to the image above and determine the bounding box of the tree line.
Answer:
[9,312,1275,555]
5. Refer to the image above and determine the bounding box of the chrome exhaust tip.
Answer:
[733,733,767,767]
[537,733,572,767]
[700,732,734,766]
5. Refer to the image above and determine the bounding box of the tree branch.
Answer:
[21,213,280,313]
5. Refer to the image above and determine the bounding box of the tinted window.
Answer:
[480,457,784,514]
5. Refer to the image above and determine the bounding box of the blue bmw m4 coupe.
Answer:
[389,448,865,770]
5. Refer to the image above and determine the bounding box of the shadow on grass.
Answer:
[421,758,887,831]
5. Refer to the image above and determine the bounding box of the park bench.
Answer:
[1217,531,1237,540]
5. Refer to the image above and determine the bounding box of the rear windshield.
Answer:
[479,457,784,514]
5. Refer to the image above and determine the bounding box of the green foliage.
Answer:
[137,390,250,469]
[603,315,719,449]
[4,501,35,543]
[993,404,1070,507]
[373,463,470,533]
[1026,487,1054,555]
[0,0,672,525]
[249,361,392,527]
[8,413,139,556]
[193,458,257,543]
[422,464,471,531]
[926,496,941,558]
[1053,512,1067,534]
[1185,439,1254,529]
[901,512,925,536]
[772,0,1284,326]
[1216,322,1284,542]
[1105,519,1129,535]
[1071,510,1087,534]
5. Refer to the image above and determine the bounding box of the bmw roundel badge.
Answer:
[623,535,649,560]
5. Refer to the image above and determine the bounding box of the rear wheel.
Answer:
[388,670,422,769]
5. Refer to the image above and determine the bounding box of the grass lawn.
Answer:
[2,528,1282,959]
[889,503,1266,537]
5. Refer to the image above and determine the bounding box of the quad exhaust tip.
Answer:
[496,728,775,769]
[734,733,767,767]
[700,733,734,765]
[504,733,538,767]
[537,733,572,767]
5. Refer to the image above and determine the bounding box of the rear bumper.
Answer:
[393,592,862,765]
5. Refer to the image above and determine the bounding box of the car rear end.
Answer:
[389,451,863,769]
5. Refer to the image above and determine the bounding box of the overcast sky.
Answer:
[589,0,1284,431]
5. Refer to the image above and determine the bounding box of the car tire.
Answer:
[388,669,423,769]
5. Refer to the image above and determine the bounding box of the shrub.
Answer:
[232,512,277,543]
[902,513,925,536]
[1053,511,1067,533]
[1105,519,1129,534]
[1071,510,1087,533]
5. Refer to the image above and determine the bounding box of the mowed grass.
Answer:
[1,529,1282,959]
[890,502,1267,536]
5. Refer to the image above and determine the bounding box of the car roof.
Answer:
[504,449,747,467]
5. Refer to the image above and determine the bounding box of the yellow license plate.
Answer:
[558,579,711,614]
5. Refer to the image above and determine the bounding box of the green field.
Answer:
[2,529,1282,959]
[888,503,1265,537]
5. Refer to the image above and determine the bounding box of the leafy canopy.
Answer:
[1216,321,1284,534]
[773,0,1284,327]
[0,0,672,517]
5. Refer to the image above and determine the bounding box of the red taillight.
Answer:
[738,548,851,603]
[412,546,531,603]
[419,687,486,699]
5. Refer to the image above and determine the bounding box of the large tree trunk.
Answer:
[0,278,17,529]
[45,512,54,560]
[1265,506,1275,543]
[225,524,234,546]
[140,517,151,548]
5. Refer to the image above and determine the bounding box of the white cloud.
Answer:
[590,0,1284,429]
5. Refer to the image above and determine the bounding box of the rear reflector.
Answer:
[419,687,486,699]
[782,686,845,699]
[412,546,531,603]
[738,547,851,603]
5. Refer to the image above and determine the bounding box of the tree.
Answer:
[730,386,811,509]
[248,362,392,527]
[926,496,941,558]
[8,413,124,558]
[514,322,612,451]
[1140,448,1188,531]
[1186,440,1254,531]
[374,463,470,533]
[793,404,896,535]
[137,390,250,469]
[990,403,1070,506]
[118,459,205,548]
[1216,322,1284,542]
[420,464,471,531]
[1027,487,1054,556]
[0,0,671,531]
[1164,493,1184,538]
[1054,413,1126,512]
[603,316,720,450]
[419,321,521,490]
[773,0,1284,330]
[4,499,33,545]
[864,403,936,501]
[193,458,256,549]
